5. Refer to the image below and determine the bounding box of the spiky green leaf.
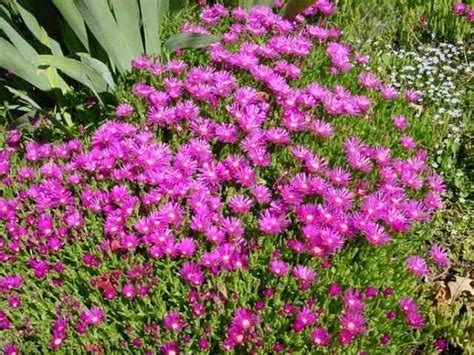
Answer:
[78,53,115,90]
[0,17,37,58]
[111,0,143,55]
[140,0,168,56]
[34,54,109,93]
[16,3,63,56]
[164,33,219,53]
[73,0,134,73]
[0,38,50,91]
[52,0,89,50]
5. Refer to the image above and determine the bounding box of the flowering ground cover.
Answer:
[0,1,472,354]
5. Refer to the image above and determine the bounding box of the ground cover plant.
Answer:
[0,0,473,354]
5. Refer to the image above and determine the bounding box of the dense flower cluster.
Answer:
[0,2,451,353]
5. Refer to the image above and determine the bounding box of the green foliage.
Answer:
[0,0,172,95]
[282,0,316,19]
[164,33,220,52]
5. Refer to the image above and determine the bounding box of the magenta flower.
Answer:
[328,283,342,298]
[293,265,316,287]
[399,296,419,313]
[406,256,429,276]
[0,275,23,290]
[453,2,467,14]
[115,103,134,118]
[269,260,289,277]
[163,312,186,332]
[230,308,259,331]
[404,89,422,103]
[380,85,398,100]
[340,313,366,335]
[229,194,253,214]
[293,306,317,331]
[258,210,288,235]
[122,284,136,299]
[358,72,380,89]
[311,327,331,347]
[80,307,105,326]
[406,311,425,328]
[3,343,20,355]
[392,115,410,130]
[429,245,450,267]
[160,341,179,355]
[180,262,205,286]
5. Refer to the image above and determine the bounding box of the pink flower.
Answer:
[340,313,366,335]
[80,307,105,326]
[132,56,150,69]
[122,284,136,299]
[293,306,317,331]
[392,115,410,130]
[115,103,134,118]
[230,308,259,331]
[358,72,380,89]
[429,245,450,267]
[399,296,419,313]
[269,260,289,277]
[311,327,331,347]
[0,275,23,290]
[258,210,288,235]
[404,89,422,103]
[292,265,316,286]
[163,312,186,332]
[181,262,205,286]
[406,256,429,276]
[453,2,467,15]
[380,85,398,100]
[229,194,253,214]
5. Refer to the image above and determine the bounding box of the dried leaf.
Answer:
[447,276,474,304]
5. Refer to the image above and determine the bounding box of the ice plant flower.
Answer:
[406,256,429,276]
[115,103,134,118]
[0,2,450,352]
[429,245,450,267]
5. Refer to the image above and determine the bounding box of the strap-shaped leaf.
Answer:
[78,53,115,90]
[0,38,51,91]
[73,0,135,73]
[238,0,275,9]
[52,0,89,50]
[164,33,219,53]
[283,0,317,19]
[140,0,169,56]
[16,3,63,56]
[0,17,37,58]
[111,0,143,55]
[34,54,109,93]
[258,0,275,7]
[5,86,42,110]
